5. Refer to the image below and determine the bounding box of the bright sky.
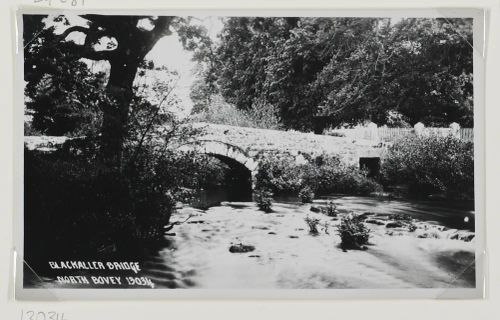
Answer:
[144,16,224,116]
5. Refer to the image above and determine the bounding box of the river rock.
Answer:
[229,244,255,253]
[385,221,404,228]
[252,226,270,230]
[358,212,376,219]
[365,219,385,225]
[451,232,475,242]
[188,220,205,224]
[310,206,321,213]
[463,234,475,242]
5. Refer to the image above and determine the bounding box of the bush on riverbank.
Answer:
[300,155,382,196]
[380,135,474,200]
[254,153,382,200]
[24,143,230,264]
[254,154,303,195]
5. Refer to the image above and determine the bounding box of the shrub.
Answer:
[324,201,339,217]
[298,185,315,203]
[254,154,302,196]
[255,153,382,200]
[254,188,274,212]
[24,140,231,267]
[380,134,474,199]
[300,155,382,196]
[408,223,417,232]
[336,215,371,250]
[304,216,320,235]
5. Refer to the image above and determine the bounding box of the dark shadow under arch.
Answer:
[207,153,253,201]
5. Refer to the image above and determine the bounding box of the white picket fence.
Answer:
[326,122,474,143]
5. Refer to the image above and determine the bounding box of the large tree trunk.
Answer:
[100,58,140,169]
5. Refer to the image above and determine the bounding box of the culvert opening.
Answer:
[359,157,380,178]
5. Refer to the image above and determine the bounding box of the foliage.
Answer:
[304,216,320,235]
[380,134,474,199]
[298,185,314,203]
[254,189,274,212]
[324,201,339,217]
[190,95,282,130]
[24,143,228,257]
[24,15,201,166]
[22,18,231,263]
[408,223,418,232]
[24,23,108,136]
[255,153,382,199]
[254,154,303,195]
[197,17,473,131]
[24,147,157,259]
[22,15,240,276]
[300,155,383,196]
[336,215,371,250]
[385,111,412,128]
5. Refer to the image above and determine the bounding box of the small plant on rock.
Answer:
[304,216,320,235]
[298,185,315,203]
[408,223,417,232]
[254,188,274,212]
[393,213,412,222]
[336,215,371,250]
[324,201,338,217]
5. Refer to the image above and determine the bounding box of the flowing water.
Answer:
[137,195,476,289]
[26,195,476,289]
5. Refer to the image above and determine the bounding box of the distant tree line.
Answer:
[190,17,473,132]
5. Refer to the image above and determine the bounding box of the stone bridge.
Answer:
[182,123,385,182]
[25,122,386,193]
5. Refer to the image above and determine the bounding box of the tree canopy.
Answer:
[196,17,473,131]
[24,14,184,166]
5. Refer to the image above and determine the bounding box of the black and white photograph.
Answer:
[17,10,483,298]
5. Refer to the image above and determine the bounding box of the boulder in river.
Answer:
[358,212,376,219]
[365,219,385,225]
[229,243,255,253]
[310,206,321,213]
[385,221,404,228]
[463,234,475,242]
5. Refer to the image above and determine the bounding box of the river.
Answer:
[137,195,476,289]
[25,195,476,290]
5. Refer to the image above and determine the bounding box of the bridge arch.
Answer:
[185,140,259,198]
[196,140,259,174]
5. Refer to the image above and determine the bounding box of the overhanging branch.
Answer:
[58,24,116,61]
[57,26,90,41]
